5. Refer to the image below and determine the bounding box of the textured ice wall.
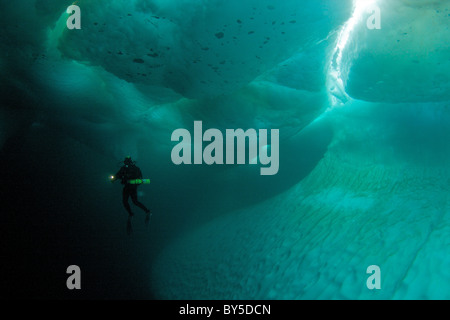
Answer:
[152,101,450,300]
[151,0,450,299]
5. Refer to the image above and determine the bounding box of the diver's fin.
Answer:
[145,212,152,226]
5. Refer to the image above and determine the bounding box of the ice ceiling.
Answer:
[1,0,449,299]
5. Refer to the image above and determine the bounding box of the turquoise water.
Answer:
[0,0,449,299]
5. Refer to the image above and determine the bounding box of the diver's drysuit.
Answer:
[113,160,150,216]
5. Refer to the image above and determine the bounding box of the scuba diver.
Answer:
[111,156,151,234]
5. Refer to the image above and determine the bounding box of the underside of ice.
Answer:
[1,0,449,299]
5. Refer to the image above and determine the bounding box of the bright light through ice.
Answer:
[336,0,378,61]
[328,0,378,107]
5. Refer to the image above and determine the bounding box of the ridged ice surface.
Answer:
[152,102,450,299]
